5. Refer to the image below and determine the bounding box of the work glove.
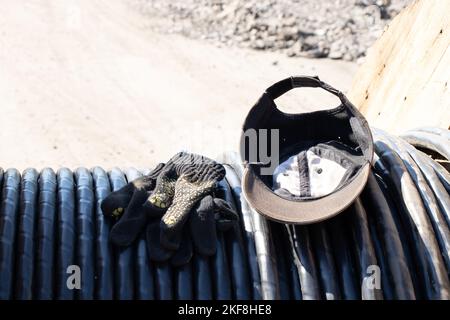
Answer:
[144,152,239,266]
[188,194,239,255]
[101,152,239,267]
[145,152,226,247]
[146,193,239,266]
[100,163,165,246]
[101,153,193,246]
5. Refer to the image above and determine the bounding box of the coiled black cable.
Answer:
[0,128,449,300]
[91,167,114,300]
[15,168,38,300]
[35,168,57,300]
[55,168,76,300]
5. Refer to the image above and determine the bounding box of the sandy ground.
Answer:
[0,0,357,171]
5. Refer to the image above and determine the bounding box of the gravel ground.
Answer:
[131,0,411,61]
[0,0,357,171]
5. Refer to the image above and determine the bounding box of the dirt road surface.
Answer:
[0,0,357,171]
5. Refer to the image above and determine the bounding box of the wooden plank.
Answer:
[348,0,450,134]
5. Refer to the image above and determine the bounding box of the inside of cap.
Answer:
[272,142,363,200]
[243,97,372,201]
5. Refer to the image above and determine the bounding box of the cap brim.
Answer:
[242,162,370,224]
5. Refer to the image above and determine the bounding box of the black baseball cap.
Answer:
[240,76,373,224]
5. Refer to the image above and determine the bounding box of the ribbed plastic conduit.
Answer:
[0,169,20,299]
[55,168,76,300]
[15,168,38,300]
[1,127,449,300]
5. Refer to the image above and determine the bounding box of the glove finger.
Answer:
[159,175,214,238]
[170,228,193,267]
[213,198,239,231]
[146,221,174,262]
[190,195,217,256]
[101,181,135,218]
[145,166,177,216]
[101,172,158,218]
[160,220,183,251]
[109,188,149,246]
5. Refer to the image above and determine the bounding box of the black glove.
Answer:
[146,193,238,266]
[144,152,239,266]
[189,195,239,255]
[101,152,239,268]
[101,153,194,246]
[145,152,227,249]
[100,163,165,246]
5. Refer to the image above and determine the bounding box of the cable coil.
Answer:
[0,128,449,299]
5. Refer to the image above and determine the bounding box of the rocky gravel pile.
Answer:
[131,0,411,61]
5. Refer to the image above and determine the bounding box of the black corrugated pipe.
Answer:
[0,128,449,299]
